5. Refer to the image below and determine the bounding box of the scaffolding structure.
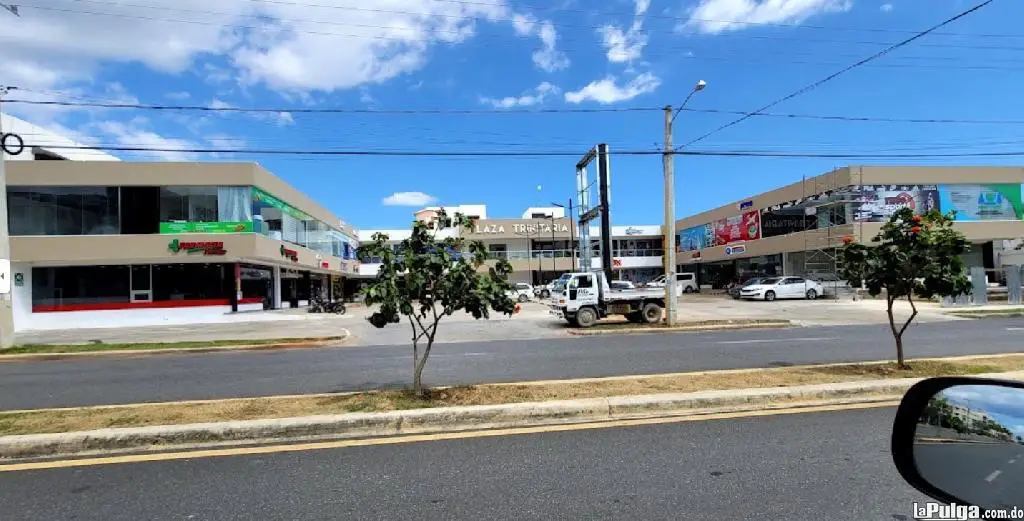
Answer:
[798,169,858,300]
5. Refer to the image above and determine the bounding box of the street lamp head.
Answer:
[694,80,707,92]
[551,202,564,208]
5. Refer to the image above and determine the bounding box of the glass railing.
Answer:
[361,249,664,264]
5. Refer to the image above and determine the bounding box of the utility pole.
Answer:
[662,106,677,325]
[0,85,19,348]
[663,80,707,326]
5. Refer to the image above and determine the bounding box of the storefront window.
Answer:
[152,263,230,301]
[217,187,253,223]
[8,186,119,235]
[32,265,130,307]
[160,187,218,223]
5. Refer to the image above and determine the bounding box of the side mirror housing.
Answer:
[892,376,1024,511]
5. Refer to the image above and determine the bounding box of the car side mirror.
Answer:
[892,377,1024,511]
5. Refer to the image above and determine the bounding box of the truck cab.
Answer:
[549,270,666,328]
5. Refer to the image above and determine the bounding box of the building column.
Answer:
[781,252,790,276]
[272,265,282,309]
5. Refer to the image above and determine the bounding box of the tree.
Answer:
[839,208,971,369]
[358,210,518,397]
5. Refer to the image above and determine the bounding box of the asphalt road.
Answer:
[1,318,1021,410]
[915,441,1024,510]
[0,407,930,520]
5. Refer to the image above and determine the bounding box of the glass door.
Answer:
[130,265,152,303]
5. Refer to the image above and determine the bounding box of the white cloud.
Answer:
[680,0,853,34]
[480,82,559,108]
[597,0,650,63]
[91,119,200,161]
[880,3,894,12]
[166,91,192,100]
[1,1,565,96]
[208,98,234,110]
[511,14,570,72]
[565,73,661,104]
[383,191,438,207]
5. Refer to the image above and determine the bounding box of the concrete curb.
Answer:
[566,321,792,336]
[0,330,350,362]
[0,377,917,459]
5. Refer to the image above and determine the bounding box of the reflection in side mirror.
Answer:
[892,378,1024,511]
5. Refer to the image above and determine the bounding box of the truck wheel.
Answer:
[576,307,598,328]
[683,286,694,294]
[641,302,663,324]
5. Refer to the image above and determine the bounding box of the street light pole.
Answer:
[663,80,706,326]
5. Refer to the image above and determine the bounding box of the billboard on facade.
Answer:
[851,185,940,223]
[712,210,761,247]
[938,184,1024,221]
[679,224,713,252]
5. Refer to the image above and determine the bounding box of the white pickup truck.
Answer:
[548,270,666,328]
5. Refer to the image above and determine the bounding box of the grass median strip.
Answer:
[3,354,1023,437]
[2,337,347,355]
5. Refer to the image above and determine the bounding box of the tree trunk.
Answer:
[885,295,908,369]
[413,341,433,398]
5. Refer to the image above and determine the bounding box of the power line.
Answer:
[679,0,997,149]
[15,2,1024,54]
[18,143,1024,159]
[5,97,660,114]
[10,95,1024,125]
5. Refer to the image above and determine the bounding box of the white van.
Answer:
[644,273,699,294]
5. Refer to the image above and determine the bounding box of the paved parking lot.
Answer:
[13,294,969,346]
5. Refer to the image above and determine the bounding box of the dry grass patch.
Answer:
[2,354,1023,436]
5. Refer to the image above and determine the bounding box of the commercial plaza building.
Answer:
[674,166,1024,288]
[359,205,664,286]
[5,161,359,331]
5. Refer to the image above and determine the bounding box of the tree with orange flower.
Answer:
[839,208,971,369]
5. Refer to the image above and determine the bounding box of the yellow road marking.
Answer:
[0,400,898,473]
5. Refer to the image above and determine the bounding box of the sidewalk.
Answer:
[15,311,355,345]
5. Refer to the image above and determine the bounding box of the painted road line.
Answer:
[1009,459,1016,464]
[1007,328,1024,331]
[716,337,837,345]
[985,470,1002,482]
[0,400,899,473]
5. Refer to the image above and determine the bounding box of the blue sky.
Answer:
[2,0,1023,229]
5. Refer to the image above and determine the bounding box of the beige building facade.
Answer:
[6,161,359,331]
[674,166,1024,288]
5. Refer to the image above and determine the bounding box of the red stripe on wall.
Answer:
[33,297,265,313]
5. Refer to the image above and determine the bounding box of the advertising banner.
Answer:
[679,224,713,252]
[712,211,761,247]
[159,221,253,234]
[851,185,940,223]
[760,212,817,238]
[938,184,1024,221]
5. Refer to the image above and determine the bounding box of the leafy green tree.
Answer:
[358,210,517,397]
[839,208,971,369]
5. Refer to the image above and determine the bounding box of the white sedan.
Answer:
[739,276,824,301]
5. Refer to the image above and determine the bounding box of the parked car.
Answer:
[644,273,699,294]
[609,280,635,290]
[739,276,824,301]
[508,282,534,303]
[728,277,764,299]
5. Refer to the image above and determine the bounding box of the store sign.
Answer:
[321,262,330,269]
[690,251,702,260]
[738,200,754,211]
[712,211,761,247]
[938,184,1024,221]
[168,239,226,255]
[160,221,253,234]
[624,227,643,236]
[724,244,747,256]
[280,245,299,262]
[851,185,940,223]
[612,258,623,268]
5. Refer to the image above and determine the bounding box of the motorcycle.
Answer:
[308,295,346,314]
